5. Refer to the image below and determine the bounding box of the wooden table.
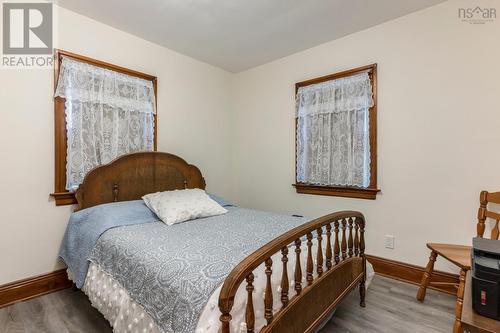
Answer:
[461,274,500,333]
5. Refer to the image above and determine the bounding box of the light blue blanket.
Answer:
[59,194,231,289]
[58,200,160,288]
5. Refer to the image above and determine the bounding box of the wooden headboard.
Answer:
[75,152,206,211]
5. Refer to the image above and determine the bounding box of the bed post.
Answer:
[358,217,366,307]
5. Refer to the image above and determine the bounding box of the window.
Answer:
[293,64,379,200]
[51,50,157,205]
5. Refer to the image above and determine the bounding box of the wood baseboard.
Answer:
[366,254,459,295]
[0,269,73,308]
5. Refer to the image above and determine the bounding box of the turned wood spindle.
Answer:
[325,224,333,270]
[453,269,467,333]
[333,220,340,264]
[264,258,274,325]
[280,247,289,308]
[358,218,365,258]
[294,239,302,295]
[354,222,359,257]
[357,217,367,308]
[341,219,347,260]
[348,217,354,258]
[316,228,324,276]
[477,191,487,238]
[306,232,314,286]
[245,273,255,333]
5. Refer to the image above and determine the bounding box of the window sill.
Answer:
[293,183,380,200]
[50,192,77,206]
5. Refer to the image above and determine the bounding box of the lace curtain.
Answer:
[296,73,374,188]
[55,57,156,191]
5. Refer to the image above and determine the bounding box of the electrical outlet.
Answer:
[384,235,395,249]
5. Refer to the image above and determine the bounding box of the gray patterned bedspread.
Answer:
[89,207,308,333]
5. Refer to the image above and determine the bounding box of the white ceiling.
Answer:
[56,0,445,72]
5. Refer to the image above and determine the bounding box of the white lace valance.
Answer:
[55,57,156,114]
[296,72,373,117]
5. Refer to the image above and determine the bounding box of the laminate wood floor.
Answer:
[0,275,455,333]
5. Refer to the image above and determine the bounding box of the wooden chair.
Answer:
[416,191,500,333]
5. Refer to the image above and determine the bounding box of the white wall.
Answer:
[0,6,232,285]
[230,0,500,272]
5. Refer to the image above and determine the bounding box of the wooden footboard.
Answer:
[219,211,366,333]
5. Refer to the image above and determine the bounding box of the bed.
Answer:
[59,152,371,333]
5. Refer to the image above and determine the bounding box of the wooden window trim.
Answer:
[50,49,158,206]
[293,64,379,200]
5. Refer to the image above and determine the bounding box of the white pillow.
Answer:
[142,188,227,225]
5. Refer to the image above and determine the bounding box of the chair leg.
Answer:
[453,269,467,333]
[417,251,437,302]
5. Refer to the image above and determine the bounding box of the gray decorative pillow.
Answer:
[142,188,227,225]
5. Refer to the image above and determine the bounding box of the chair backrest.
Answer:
[477,191,500,240]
